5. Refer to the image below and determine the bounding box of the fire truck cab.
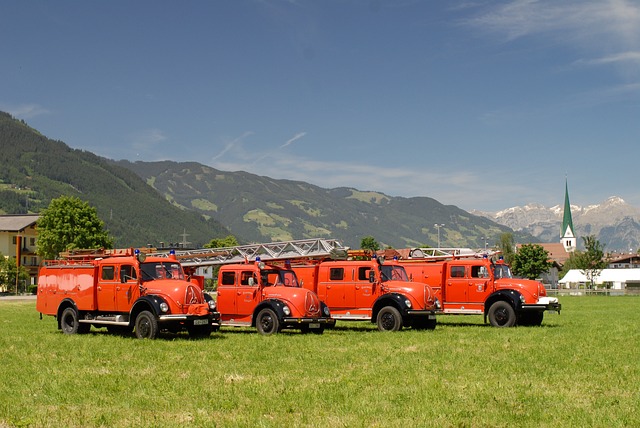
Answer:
[36,248,219,339]
[292,255,439,331]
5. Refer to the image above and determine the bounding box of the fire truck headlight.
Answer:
[435,298,441,310]
[323,305,331,317]
[282,305,291,316]
[404,299,412,309]
[159,302,169,313]
[519,294,526,304]
[208,300,217,311]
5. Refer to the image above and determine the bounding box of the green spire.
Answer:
[561,179,574,238]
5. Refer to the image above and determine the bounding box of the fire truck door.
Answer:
[216,270,238,318]
[97,265,118,312]
[354,266,375,309]
[445,265,468,304]
[116,265,137,311]
[322,267,355,310]
[468,265,490,305]
[236,270,261,318]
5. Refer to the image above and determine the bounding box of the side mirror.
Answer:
[368,270,376,283]
[248,277,255,286]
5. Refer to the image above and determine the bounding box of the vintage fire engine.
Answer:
[36,248,218,339]
[398,248,561,327]
[290,251,439,332]
[147,239,341,335]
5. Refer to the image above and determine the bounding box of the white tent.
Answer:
[559,269,640,289]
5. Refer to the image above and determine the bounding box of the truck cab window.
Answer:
[450,266,465,278]
[471,266,489,278]
[101,266,115,280]
[240,271,256,286]
[120,265,137,282]
[221,271,235,286]
[330,268,344,281]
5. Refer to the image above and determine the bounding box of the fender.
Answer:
[371,293,410,321]
[484,290,523,320]
[56,298,79,329]
[252,299,287,327]
[130,295,167,321]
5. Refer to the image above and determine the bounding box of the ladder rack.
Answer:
[146,238,350,267]
[407,247,499,260]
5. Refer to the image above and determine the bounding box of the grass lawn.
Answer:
[1,296,639,427]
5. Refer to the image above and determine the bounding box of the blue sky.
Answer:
[2,0,639,212]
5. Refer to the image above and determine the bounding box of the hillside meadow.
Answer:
[0,296,638,428]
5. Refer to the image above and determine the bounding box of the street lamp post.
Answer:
[434,224,445,248]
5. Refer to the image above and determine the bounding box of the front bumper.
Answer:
[522,297,562,313]
[283,317,336,328]
[405,309,437,319]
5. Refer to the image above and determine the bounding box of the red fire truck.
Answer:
[291,251,439,331]
[398,248,561,327]
[36,248,218,339]
[150,239,340,335]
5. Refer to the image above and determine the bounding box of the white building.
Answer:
[559,269,640,290]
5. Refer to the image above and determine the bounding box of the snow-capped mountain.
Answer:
[472,197,640,251]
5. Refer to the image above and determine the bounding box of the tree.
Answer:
[36,196,114,259]
[573,235,607,288]
[497,232,516,265]
[511,243,553,280]
[205,235,239,249]
[360,236,380,252]
[0,253,30,293]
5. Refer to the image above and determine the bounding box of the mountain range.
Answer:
[473,196,640,252]
[1,111,635,251]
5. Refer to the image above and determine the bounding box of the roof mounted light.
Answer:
[135,248,146,263]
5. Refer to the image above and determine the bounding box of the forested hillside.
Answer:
[116,160,536,249]
[0,112,230,247]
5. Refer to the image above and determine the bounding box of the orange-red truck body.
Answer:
[215,260,335,334]
[36,249,219,339]
[400,257,561,327]
[292,257,438,331]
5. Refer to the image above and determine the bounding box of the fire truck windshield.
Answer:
[140,262,185,281]
[493,263,513,279]
[380,265,409,282]
[262,269,300,287]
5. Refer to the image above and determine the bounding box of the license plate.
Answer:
[193,319,209,325]
[309,323,320,329]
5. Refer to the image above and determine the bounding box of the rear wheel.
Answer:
[376,306,403,332]
[488,301,517,327]
[256,308,280,335]
[135,311,159,339]
[60,307,89,334]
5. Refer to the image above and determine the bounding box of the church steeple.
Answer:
[561,178,576,252]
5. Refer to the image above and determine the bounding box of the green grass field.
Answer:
[1,296,638,427]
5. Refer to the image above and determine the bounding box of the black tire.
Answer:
[60,307,85,335]
[256,308,280,335]
[413,318,437,330]
[134,310,159,339]
[376,306,403,332]
[488,301,517,327]
[518,311,544,327]
[188,323,212,338]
